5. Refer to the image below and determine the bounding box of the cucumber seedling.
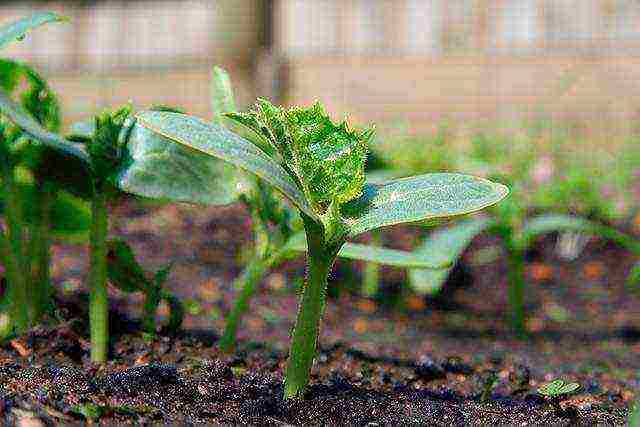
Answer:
[115,95,508,398]
[118,67,457,353]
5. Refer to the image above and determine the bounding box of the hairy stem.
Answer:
[219,254,271,353]
[284,218,342,399]
[89,190,109,362]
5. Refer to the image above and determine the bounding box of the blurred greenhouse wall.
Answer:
[2,0,640,137]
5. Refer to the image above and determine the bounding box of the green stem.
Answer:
[29,183,53,320]
[89,190,109,363]
[362,230,381,298]
[219,254,271,353]
[0,149,29,333]
[506,238,526,338]
[284,219,342,399]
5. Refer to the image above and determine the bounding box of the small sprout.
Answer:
[480,370,499,402]
[537,379,580,398]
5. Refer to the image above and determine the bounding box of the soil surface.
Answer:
[1,198,638,425]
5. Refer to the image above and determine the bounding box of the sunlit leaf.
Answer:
[343,173,509,237]
[285,232,450,269]
[0,12,66,50]
[409,216,494,295]
[129,111,317,219]
[537,379,580,397]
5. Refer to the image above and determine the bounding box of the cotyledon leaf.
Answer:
[409,216,495,295]
[0,12,66,50]
[284,232,451,269]
[131,111,318,220]
[0,89,89,164]
[343,173,509,238]
[117,122,239,206]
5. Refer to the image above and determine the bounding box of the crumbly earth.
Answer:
[0,198,637,425]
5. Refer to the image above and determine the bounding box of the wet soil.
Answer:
[1,198,638,425]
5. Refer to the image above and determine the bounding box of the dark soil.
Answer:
[1,199,638,425]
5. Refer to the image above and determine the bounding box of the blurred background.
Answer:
[4,0,640,137]
[2,1,639,338]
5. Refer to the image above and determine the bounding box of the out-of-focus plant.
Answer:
[0,13,92,338]
[106,239,183,334]
[409,191,640,336]
[115,85,508,398]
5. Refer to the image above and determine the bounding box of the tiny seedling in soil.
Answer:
[0,12,92,338]
[537,379,580,413]
[114,91,508,398]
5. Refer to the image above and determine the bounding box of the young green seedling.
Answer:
[537,379,580,412]
[106,239,183,334]
[116,67,456,353]
[115,96,507,398]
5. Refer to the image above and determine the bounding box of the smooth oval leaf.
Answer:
[284,232,450,269]
[343,173,508,237]
[0,12,66,50]
[0,89,90,163]
[130,111,317,219]
[117,122,239,205]
[409,216,494,295]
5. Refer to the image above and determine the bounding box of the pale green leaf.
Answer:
[117,122,239,205]
[130,111,317,219]
[285,232,450,269]
[211,66,236,125]
[409,216,494,295]
[0,12,66,50]
[520,214,640,254]
[0,89,89,163]
[343,173,509,237]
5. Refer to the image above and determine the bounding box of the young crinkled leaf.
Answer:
[285,103,371,211]
[228,100,372,213]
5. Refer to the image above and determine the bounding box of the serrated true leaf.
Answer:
[409,216,494,295]
[285,103,372,210]
[0,12,66,51]
[538,379,579,397]
[343,173,509,238]
[285,232,451,269]
[117,121,239,205]
[0,89,89,163]
[128,111,317,219]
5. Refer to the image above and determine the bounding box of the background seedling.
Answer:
[116,89,507,398]
[107,239,183,334]
[537,379,580,412]
[0,13,91,338]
